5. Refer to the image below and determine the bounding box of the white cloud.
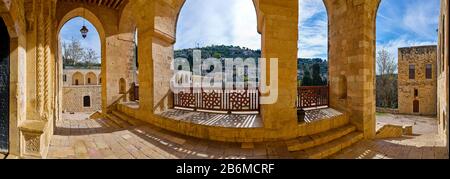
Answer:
[175,0,260,50]
[298,0,328,59]
[377,36,436,63]
[402,0,440,39]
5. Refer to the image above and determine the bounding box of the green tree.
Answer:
[301,67,313,86]
[311,63,324,86]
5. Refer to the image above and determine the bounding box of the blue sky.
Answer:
[59,0,441,61]
[59,17,101,58]
[376,0,440,60]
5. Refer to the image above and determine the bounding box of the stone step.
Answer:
[98,118,121,129]
[293,132,364,159]
[112,110,144,126]
[287,124,357,152]
[106,113,132,128]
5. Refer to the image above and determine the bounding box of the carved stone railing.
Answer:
[297,86,329,109]
[173,87,260,113]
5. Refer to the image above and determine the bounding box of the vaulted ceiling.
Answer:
[58,0,128,10]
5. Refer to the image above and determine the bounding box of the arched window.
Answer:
[72,72,84,85]
[86,72,97,85]
[83,96,91,107]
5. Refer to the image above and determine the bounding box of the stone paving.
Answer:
[46,113,449,159]
[331,113,448,159]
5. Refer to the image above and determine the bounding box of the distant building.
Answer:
[62,68,102,113]
[398,45,437,115]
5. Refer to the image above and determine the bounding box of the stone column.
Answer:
[325,0,380,139]
[20,0,56,158]
[258,0,299,138]
[133,0,155,115]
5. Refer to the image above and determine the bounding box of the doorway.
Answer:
[0,18,10,153]
[413,100,420,113]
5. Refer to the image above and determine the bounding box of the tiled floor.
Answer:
[46,112,449,159]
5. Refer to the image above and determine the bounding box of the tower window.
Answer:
[426,64,432,79]
[409,65,415,79]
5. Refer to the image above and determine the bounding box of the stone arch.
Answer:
[72,72,84,86]
[86,72,97,85]
[118,2,137,33]
[57,7,106,41]
[173,0,261,44]
[298,0,330,86]
[0,2,20,38]
[56,6,106,109]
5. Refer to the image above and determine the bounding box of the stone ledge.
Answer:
[18,120,47,134]
[18,120,48,158]
[375,124,414,139]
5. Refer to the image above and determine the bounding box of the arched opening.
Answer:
[172,0,261,114]
[375,0,440,135]
[86,72,98,85]
[59,13,103,113]
[72,72,84,86]
[0,17,10,153]
[297,0,329,112]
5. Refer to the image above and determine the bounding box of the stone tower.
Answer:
[398,45,437,115]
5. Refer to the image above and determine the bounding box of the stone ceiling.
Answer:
[58,0,128,10]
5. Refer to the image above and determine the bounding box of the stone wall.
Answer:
[376,107,399,114]
[63,68,101,86]
[3,0,431,158]
[437,0,449,147]
[62,86,102,113]
[398,46,437,116]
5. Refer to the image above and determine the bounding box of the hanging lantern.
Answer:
[80,25,89,39]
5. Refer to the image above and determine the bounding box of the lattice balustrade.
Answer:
[173,88,260,113]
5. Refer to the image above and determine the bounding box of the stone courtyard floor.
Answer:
[331,113,448,159]
[45,112,449,159]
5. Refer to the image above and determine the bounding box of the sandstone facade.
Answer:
[0,0,447,159]
[398,46,437,116]
[62,68,102,113]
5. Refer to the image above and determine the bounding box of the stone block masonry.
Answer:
[398,45,437,116]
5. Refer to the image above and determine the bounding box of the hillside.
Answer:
[174,45,329,83]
